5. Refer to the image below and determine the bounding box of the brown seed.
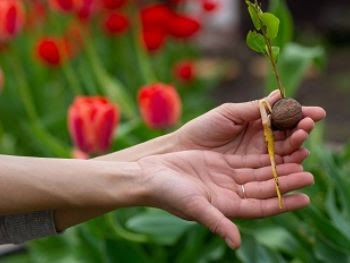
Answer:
[271,98,302,130]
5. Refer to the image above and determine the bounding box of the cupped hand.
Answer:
[175,90,326,163]
[138,150,313,249]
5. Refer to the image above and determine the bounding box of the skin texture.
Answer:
[0,90,326,248]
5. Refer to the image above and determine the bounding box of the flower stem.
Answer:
[7,52,71,157]
[62,62,83,95]
[84,37,136,119]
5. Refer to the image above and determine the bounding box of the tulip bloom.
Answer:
[36,37,65,67]
[103,12,129,36]
[138,83,181,129]
[167,14,201,39]
[174,61,195,82]
[202,0,219,12]
[140,4,170,51]
[68,96,119,154]
[77,0,98,20]
[0,0,25,42]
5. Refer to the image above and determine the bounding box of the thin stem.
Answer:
[6,52,71,157]
[264,37,285,98]
[62,62,83,95]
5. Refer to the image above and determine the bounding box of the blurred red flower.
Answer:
[0,0,25,42]
[142,28,166,51]
[167,14,201,39]
[102,0,127,10]
[63,21,87,56]
[174,60,195,82]
[77,0,98,21]
[68,96,120,154]
[140,4,170,52]
[138,83,181,129]
[202,0,219,12]
[103,12,129,36]
[36,37,69,67]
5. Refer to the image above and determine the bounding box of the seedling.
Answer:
[245,0,303,208]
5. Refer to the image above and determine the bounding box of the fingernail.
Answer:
[305,149,310,156]
[225,237,236,249]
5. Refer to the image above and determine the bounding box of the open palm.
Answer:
[138,150,313,249]
[176,90,326,163]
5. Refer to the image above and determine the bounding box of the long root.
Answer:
[259,99,283,209]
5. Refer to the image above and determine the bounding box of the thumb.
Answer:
[192,199,241,249]
[222,89,281,123]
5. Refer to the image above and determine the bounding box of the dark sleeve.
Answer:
[0,211,57,244]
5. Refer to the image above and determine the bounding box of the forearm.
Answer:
[94,132,177,162]
[0,155,144,216]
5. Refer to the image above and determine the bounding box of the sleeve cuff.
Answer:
[0,210,57,244]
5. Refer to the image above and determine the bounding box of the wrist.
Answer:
[105,161,149,208]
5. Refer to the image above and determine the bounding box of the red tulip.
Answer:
[49,0,80,13]
[142,28,166,51]
[167,14,201,39]
[141,4,170,31]
[0,0,25,42]
[138,83,181,129]
[103,12,129,36]
[102,0,127,10]
[174,61,194,82]
[68,96,119,154]
[202,0,219,12]
[36,37,69,67]
[76,0,98,20]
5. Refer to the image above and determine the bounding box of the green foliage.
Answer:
[246,31,266,53]
[265,43,325,97]
[260,12,280,39]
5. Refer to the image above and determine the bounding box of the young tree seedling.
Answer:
[245,0,303,208]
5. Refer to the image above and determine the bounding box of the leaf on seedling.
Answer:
[271,46,280,63]
[247,3,261,30]
[246,31,266,54]
[260,12,280,39]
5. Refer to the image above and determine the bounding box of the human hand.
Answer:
[175,90,326,163]
[138,150,313,249]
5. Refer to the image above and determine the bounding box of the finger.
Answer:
[224,154,283,169]
[275,129,309,155]
[192,199,241,249]
[234,163,303,184]
[282,148,310,163]
[274,117,315,141]
[243,172,314,199]
[302,106,326,122]
[235,194,310,219]
[222,90,281,123]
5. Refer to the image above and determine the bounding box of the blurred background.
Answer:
[0,0,350,262]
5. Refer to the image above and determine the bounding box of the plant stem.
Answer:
[7,52,71,157]
[84,37,136,119]
[264,36,285,98]
[62,62,83,95]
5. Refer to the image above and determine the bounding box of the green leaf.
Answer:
[236,234,286,263]
[246,31,266,54]
[126,209,195,245]
[105,239,150,263]
[247,3,261,30]
[260,12,280,39]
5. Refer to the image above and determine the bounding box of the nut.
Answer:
[271,98,302,130]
